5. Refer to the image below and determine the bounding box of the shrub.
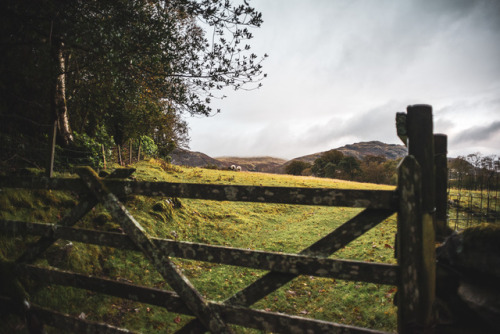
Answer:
[137,135,158,158]
[285,160,311,175]
[71,132,105,169]
[312,150,344,177]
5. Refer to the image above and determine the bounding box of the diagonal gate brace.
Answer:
[15,169,136,265]
[76,167,233,334]
[178,208,395,333]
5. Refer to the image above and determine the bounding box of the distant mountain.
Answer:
[169,141,407,173]
[169,148,225,168]
[287,141,407,165]
[337,141,407,160]
[277,141,407,173]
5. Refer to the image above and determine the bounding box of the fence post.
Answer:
[47,120,57,178]
[117,145,123,166]
[397,155,422,333]
[434,134,451,240]
[137,140,141,161]
[101,144,107,170]
[129,139,133,165]
[406,104,436,331]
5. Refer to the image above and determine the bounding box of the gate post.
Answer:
[405,104,436,332]
[397,155,422,333]
[434,134,451,240]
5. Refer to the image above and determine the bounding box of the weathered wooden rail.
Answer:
[0,105,446,333]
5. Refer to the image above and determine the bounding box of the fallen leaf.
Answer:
[174,316,181,324]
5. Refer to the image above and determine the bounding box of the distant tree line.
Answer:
[0,0,266,170]
[449,153,499,191]
[285,150,400,185]
[285,150,500,188]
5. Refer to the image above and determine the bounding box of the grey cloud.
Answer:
[299,102,406,151]
[187,0,500,159]
[339,103,406,143]
[453,121,500,144]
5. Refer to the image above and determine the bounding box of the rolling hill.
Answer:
[170,141,407,173]
[287,141,407,165]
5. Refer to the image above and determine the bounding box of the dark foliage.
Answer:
[0,0,267,168]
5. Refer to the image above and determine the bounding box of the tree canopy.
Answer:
[0,0,267,166]
[311,150,345,178]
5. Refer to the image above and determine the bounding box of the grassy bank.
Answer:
[1,159,398,333]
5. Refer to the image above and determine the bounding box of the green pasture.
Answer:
[1,160,398,333]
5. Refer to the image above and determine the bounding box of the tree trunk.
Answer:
[137,141,142,161]
[52,41,73,146]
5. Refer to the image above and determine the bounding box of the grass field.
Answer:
[0,159,398,333]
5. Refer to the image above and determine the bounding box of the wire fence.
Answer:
[0,131,142,173]
[447,172,500,230]
[0,113,152,172]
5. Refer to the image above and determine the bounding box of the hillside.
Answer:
[169,148,226,168]
[338,141,407,160]
[288,141,407,165]
[169,141,407,173]
[215,156,287,173]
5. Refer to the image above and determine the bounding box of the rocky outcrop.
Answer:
[436,223,500,333]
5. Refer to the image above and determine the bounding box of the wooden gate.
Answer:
[0,105,445,333]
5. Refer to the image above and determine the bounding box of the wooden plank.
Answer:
[13,266,391,334]
[0,168,135,191]
[407,105,436,211]
[0,175,84,191]
[0,296,136,333]
[1,210,396,283]
[0,175,396,209]
[225,208,395,306]
[0,219,135,249]
[213,303,392,334]
[14,169,136,265]
[396,112,408,145]
[396,156,422,333]
[15,194,97,264]
[154,237,399,285]
[105,180,397,209]
[406,105,436,327]
[76,167,233,334]
[47,120,57,178]
[34,306,136,334]
[5,223,397,285]
[434,134,451,240]
[16,264,189,313]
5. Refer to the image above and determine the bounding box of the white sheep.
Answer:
[230,165,236,170]
[236,166,242,171]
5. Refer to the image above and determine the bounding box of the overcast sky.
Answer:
[186,0,500,160]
